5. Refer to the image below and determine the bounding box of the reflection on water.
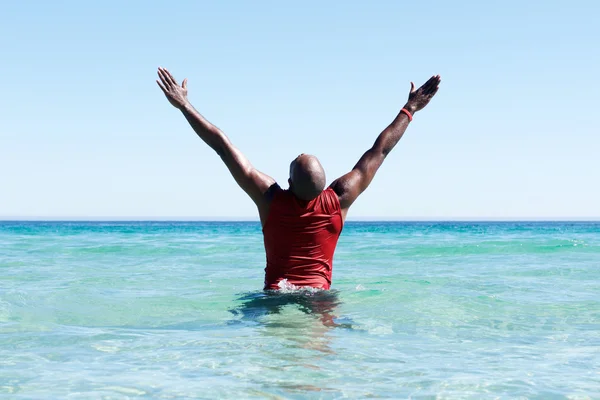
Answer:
[229,290,354,356]
[230,289,352,328]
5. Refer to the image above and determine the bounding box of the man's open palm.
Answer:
[407,75,441,113]
[157,67,189,109]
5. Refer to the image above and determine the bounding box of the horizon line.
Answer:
[1,216,600,222]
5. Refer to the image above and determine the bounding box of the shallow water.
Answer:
[1,221,599,399]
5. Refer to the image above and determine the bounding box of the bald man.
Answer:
[157,67,441,290]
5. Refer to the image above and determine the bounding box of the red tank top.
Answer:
[262,187,343,290]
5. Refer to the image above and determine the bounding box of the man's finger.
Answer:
[410,82,415,93]
[156,80,168,95]
[422,76,438,90]
[157,69,171,87]
[425,84,440,96]
[158,67,175,86]
[182,78,187,89]
[423,79,440,94]
[162,68,178,86]
[418,79,434,92]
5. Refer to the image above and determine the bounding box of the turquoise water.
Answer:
[1,221,599,399]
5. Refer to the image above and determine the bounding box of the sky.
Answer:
[1,0,598,220]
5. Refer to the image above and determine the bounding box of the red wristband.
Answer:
[400,108,413,121]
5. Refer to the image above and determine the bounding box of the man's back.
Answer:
[156,66,440,289]
[262,187,343,290]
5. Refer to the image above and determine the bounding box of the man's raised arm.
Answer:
[329,75,441,221]
[156,67,275,221]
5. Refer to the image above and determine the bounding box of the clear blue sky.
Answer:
[1,0,598,219]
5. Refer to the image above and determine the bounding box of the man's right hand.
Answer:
[156,67,189,110]
[405,75,441,113]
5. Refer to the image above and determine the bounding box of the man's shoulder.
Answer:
[320,188,342,212]
[264,183,284,203]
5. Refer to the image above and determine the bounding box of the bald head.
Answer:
[288,154,326,201]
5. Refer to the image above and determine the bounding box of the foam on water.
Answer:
[275,278,323,294]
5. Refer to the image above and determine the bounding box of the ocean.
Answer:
[1,221,599,399]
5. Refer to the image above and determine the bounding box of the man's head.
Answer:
[288,154,326,201]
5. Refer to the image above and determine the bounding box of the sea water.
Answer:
[0,221,599,399]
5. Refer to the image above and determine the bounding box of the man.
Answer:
[156,67,440,291]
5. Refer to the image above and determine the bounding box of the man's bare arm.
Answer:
[330,75,441,220]
[156,67,275,218]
